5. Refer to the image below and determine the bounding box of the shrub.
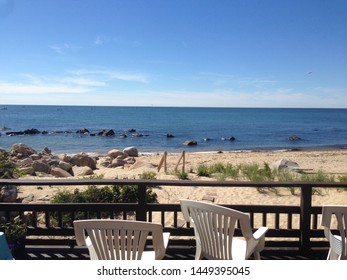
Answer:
[240,163,274,181]
[140,171,157,180]
[197,164,210,177]
[0,152,18,179]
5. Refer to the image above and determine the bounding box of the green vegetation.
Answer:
[51,184,158,204]
[197,163,239,181]
[174,170,189,180]
[140,171,157,180]
[50,184,158,227]
[195,161,345,195]
[0,219,27,243]
[0,152,18,179]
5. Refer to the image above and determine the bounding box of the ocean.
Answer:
[0,105,347,155]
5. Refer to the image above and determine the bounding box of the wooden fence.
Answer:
[0,179,346,254]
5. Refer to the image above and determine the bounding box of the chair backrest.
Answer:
[74,219,166,260]
[321,205,347,259]
[0,232,14,260]
[180,199,254,259]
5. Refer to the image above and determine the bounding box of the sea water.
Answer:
[0,105,346,154]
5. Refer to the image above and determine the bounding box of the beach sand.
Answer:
[17,149,347,207]
[14,149,346,231]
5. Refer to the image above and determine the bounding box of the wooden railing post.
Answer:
[300,184,313,254]
[136,184,148,221]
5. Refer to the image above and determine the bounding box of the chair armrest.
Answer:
[253,226,268,240]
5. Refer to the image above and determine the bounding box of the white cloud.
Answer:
[0,81,90,94]
[49,43,79,54]
[62,77,106,87]
[69,69,149,83]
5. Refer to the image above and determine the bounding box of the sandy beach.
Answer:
[17,149,347,209]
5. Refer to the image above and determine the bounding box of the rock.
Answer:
[288,135,302,141]
[19,166,35,176]
[29,154,41,161]
[17,157,33,167]
[76,128,90,134]
[6,131,24,136]
[50,167,73,178]
[42,147,52,155]
[184,140,197,146]
[107,149,127,159]
[48,159,60,166]
[21,194,35,203]
[119,133,127,138]
[0,185,18,202]
[61,154,71,162]
[23,128,40,134]
[270,159,301,172]
[58,161,73,175]
[126,157,136,165]
[98,129,115,136]
[108,158,127,168]
[72,166,94,176]
[123,147,138,157]
[166,133,175,138]
[10,143,37,158]
[32,160,51,174]
[70,153,97,170]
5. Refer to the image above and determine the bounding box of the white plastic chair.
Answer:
[180,199,268,260]
[0,232,14,260]
[74,219,170,260]
[321,205,347,260]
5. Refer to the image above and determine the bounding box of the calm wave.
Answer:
[1,105,347,154]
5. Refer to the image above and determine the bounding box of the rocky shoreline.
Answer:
[0,143,141,179]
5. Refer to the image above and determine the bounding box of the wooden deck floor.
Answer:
[23,245,329,260]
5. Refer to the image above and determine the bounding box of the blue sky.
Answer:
[0,0,346,107]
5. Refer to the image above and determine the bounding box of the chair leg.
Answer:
[328,250,340,260]
[253,251,261,260]
[195,245,202,260]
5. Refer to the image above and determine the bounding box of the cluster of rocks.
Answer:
[0,143,140,179]
[1,127,149,138]
[184,136,237,146]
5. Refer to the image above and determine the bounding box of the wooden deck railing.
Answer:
[0,179,346,255]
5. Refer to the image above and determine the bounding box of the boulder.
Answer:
[288,135,302,141]
[32,160,51,174]
[123,147,138,157]
[58,161,73,175]
[76,128,90,134]
[72,166,94,176]
[270,159,301,172]
[50,167,73,178]
[42,147,52,155]
[108,158,127,168]
[107,149,127,159]
[17,157,33,167]
[23,128,40,134]
[19,166,35,176]
[10,143,37,158]
[184,140,197,146]
[0,185,18,202]
[29,154,41,161]
[98,129,115,136]
[70,153,97,170]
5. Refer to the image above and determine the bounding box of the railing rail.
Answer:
[0,179,346,254]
